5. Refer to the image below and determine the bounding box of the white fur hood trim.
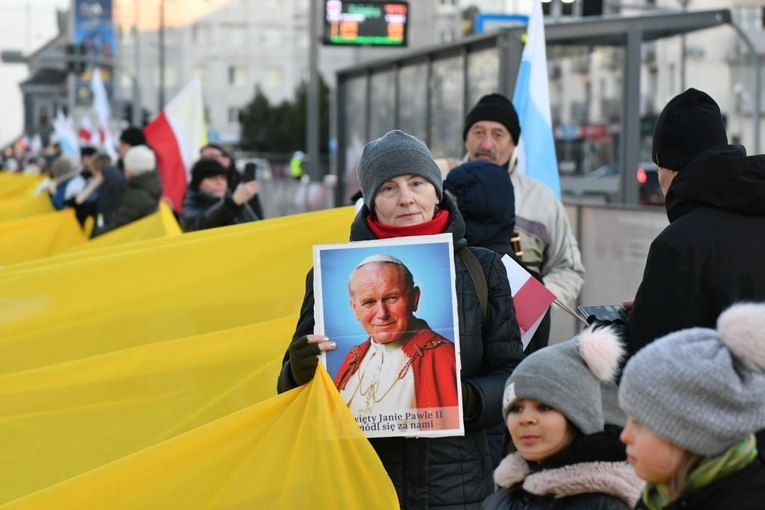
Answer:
[493,452,644,507]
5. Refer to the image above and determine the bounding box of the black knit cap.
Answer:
[80,146,97,157]
[463,93,521,144]
[652,88,728,171]
[119,126,147,147]
[190,159,227,190]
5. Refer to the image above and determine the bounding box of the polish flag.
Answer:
[144,79,207,213]
[501,254,556,350]
[78,116,100,145]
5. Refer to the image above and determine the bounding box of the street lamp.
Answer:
[678,0,690,91]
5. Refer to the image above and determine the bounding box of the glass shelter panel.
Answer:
[429,54,465,159]
[342,75,369,197]
[467,48,499,108]
[398,62,429,142]
[369,70,396,140]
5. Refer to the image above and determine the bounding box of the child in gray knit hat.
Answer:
[483,325,643,510]
[619,302,765,510]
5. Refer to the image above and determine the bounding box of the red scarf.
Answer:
[366,209,450,239]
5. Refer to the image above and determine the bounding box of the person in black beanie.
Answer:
[116,126,148,173]
[180,158,260,232]
[607,89,765,450]
[462,93,585,315]
[444,159,553,471]
[200,143,265,219]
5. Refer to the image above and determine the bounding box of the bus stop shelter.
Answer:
[334,8,734,206]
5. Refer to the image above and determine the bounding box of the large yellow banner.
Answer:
[0,205,398,508]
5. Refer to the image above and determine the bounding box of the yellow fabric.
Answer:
[0,206,356,374]
[0,172,44,199]
[0,205,398,508]
[65,201,183,253]
[0,209,85,266]
[0,193,54,221]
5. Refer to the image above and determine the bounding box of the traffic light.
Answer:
[65,43,88,74]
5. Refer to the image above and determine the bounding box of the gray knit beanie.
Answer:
[619,303,765,457]
[124,145,156,176]
[502,326,625,435]
[356,130,443,211]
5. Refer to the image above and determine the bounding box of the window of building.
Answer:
[224,24,247,48]
[192,24,212,45]
[38,105,49,128]
[263,28,284,48]
[228,106,240,124]
[228,66,248,86]
[154,67,177,88]
[120,66,137,88]
[193,65,210,84]
[732,6,764,31]
[263,66,285,90]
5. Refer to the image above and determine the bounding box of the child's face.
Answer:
[620,417,686,484]
[506,399,572,462]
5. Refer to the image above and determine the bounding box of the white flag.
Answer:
[90,67,118,159]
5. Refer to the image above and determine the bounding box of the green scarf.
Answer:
[641,434,758,510]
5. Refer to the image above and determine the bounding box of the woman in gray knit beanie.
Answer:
[277,129,525,508]
[619,302,765,510]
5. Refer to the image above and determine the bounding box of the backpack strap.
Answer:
[458,247,488,326]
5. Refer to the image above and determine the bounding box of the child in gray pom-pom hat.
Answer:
[483,325,643,510]
[619,302,765,510]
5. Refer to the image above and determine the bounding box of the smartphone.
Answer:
[578,304,628,322]
[243,162,257,182]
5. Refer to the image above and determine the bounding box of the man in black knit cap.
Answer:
[462,93,584,313]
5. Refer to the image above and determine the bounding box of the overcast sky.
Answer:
[0,0,68,146]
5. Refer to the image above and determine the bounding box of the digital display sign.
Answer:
[323,1,409,47]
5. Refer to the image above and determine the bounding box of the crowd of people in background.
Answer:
[3,87,765,509]
[1,130,266,236]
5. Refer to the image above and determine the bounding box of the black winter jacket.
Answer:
[180,187,259,232]
[626,145,765,358]
[635,459,765,510]
[444,161,551,469]
[92,171,162,237]
[482,430,643,510]
[277,195,524,509]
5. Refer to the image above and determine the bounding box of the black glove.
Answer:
[289,336,322,386]
[461,381,479,419]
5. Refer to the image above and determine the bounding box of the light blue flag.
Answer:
[512,0,561,198]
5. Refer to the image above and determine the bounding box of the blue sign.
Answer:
[555,124,581,142]
[474,13,529,34]
[73,0,115,105]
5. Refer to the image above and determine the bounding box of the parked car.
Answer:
[637,161,664,205]
[560,161,665,205]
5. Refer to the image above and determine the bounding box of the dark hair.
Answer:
[190,158,228,189]
[200,143,229,158]
[92,153,112,172]
[80,146,97,157]
[119,126,147,147]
